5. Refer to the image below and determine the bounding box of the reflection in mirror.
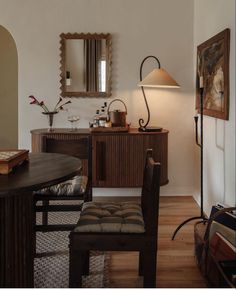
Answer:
[60,33,111,98]
[66,39,107,92]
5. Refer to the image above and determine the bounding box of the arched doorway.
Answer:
[0,25,18,149]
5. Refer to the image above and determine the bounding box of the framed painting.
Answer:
[196,28,230,120]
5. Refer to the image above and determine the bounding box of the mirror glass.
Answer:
[60,33,111,98]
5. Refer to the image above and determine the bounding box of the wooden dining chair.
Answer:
[34,135,92,232]
[69,149,161,288]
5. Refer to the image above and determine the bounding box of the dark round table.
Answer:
[0,153,81,287]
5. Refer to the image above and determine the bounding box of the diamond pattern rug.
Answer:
[34,210,110,288]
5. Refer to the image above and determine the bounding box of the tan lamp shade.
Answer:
[138,68,180,88]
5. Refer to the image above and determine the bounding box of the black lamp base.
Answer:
[139,126,163,132]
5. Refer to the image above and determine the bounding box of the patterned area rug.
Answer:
[34,210,110,288]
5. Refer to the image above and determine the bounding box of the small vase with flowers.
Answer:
[29,95,71,131]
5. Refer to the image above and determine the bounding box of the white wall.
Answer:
[194,0,235,214]
[0,0,195,196]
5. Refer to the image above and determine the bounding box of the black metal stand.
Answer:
[172,87,206,240]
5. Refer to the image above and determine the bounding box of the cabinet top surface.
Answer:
[31,128,169,135]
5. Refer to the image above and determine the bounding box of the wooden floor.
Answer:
[96,196,206,288]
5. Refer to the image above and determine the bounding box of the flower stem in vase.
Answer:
[42,111,58,132]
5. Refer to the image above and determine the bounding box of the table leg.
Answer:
[0,191,34,287]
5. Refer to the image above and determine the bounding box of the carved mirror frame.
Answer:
[59,33,112,98]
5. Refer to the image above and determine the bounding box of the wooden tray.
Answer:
[90,126,129,133]
[0,150,29,174]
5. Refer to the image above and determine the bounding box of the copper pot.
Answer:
[108,99,127,127]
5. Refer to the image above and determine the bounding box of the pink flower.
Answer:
[55,100,72,112]
[29,95,71,113]
[29,95,49,112]
[54,97,63,110]
[29,95,39,105]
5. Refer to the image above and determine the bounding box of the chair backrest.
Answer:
[141,149,161,236]
[42,135,92,179]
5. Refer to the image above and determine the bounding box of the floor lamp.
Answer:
[172,76,207,240]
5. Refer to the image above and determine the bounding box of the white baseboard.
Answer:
[93,188,141,197]
[160,186,196,196]
[93,186,199,198]
[192,190,200,206]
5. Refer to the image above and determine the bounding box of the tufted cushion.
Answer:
[74,202,145,233]
[35,175,88,196]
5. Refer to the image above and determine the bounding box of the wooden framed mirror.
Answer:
[60,33,112,98]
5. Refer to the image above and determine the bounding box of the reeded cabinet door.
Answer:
[142,133,168,186]
[92,134,144,187]
[92,131,168,187]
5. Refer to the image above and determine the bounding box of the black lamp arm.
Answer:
[139,87,150,128]
[139,55,161,129]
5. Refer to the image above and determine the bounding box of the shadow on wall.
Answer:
[0,25,18,149]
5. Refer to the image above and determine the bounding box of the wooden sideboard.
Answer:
[31,128,169,187]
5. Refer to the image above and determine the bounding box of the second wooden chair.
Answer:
[34,135,92,232]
